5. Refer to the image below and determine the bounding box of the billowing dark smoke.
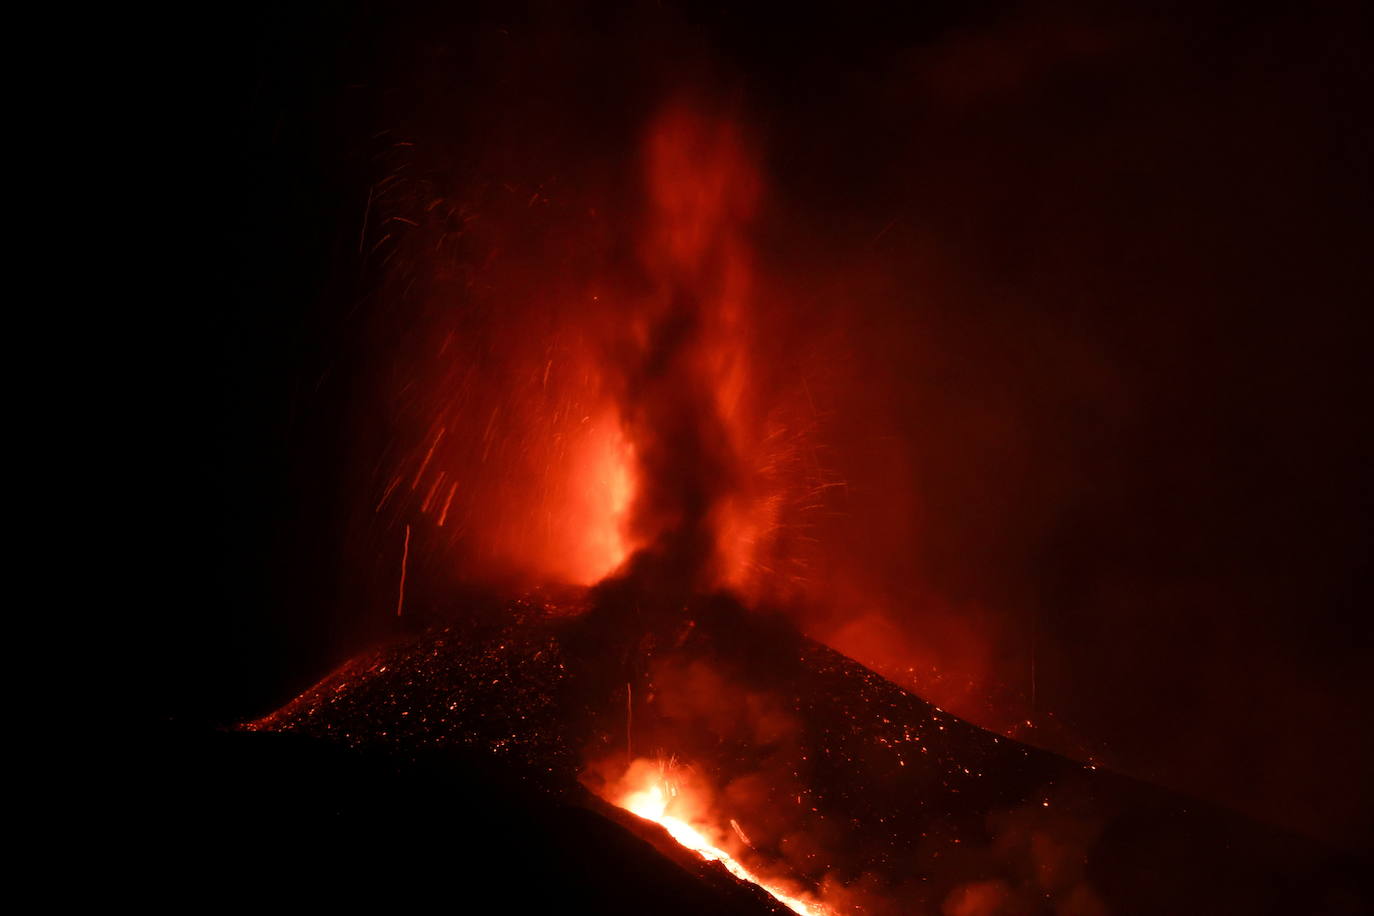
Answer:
[614,105,759,590]
[617,286,736,587]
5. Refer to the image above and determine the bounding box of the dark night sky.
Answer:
[167,0,1371,851]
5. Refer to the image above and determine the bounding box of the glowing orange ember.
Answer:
[614,759,831,916]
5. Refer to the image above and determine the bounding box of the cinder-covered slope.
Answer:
[247,583,1364,915]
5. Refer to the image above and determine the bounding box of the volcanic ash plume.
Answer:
[612,102,762,592]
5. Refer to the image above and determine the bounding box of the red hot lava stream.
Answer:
[615,759,832,916]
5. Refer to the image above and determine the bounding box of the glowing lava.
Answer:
[616,761,830,916]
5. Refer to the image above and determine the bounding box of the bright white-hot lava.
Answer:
[616,762,831,916]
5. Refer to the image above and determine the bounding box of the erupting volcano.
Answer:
[144,0,1374,911]
[222,101,1361,915]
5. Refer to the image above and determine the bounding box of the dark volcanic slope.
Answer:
[248,585,1365,915]
[251,593,581,773]
[147,727,793,916]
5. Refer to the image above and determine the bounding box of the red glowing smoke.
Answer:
[373,99,839,606]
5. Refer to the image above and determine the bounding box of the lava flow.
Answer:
[616,758,830,916]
